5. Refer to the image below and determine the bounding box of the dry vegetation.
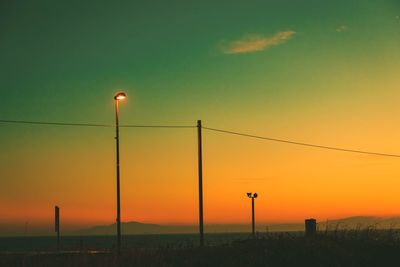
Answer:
[1,229,400,267]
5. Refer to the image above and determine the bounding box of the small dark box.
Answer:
[305,218,316,236]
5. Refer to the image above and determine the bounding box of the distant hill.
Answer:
[318,216,400,230]
[73,221,305,236]
[74,216,400,236]
[74,221,197,236]
[3,216,400,236]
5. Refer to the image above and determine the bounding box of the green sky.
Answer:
[1,0,398,126]
[1,0,400,231]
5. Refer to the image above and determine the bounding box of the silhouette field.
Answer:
[1,228,400,267]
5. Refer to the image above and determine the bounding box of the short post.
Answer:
[55,206,60,250]
[305,218,316,237]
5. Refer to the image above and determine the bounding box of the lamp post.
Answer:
[114,91,126,254]
[247,192,258,239]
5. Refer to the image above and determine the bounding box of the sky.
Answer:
[1,0,400,235]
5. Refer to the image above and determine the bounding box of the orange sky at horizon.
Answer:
[1,0,400,234]
[2,119,400,230]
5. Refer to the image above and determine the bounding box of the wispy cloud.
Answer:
[222,31,296,54]
[336,25,349,33]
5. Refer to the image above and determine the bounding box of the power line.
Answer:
[121,125,195,128]
[203,126,400,158]
[1,119,399,157]
[0,119,195,128]
[0,119,111,127]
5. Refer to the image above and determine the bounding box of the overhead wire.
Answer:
[0,119,111,127]
[202,126,400,158]
[0,119,195,128]
[121,125,195,128]
[0,119,399,157]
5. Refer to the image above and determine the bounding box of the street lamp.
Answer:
[114,91,126,254]
[247,192,258,239]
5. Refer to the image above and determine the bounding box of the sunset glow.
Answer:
[1,0,400,236]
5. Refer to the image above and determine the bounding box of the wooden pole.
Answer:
[197,120,204,247]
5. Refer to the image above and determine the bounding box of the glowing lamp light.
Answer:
[114,92,127,100]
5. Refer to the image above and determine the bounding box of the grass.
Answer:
[1,229,400,267]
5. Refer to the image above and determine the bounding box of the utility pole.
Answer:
[197,120,204,247]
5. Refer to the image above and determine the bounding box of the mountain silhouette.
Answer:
[3,216,400,236]
[74,216,400,236]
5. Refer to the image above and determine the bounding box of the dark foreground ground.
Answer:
[1,230,400,267]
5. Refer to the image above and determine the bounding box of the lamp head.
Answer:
[247,192,252,198]
[114,92,127,100]
[253,193,258,198]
